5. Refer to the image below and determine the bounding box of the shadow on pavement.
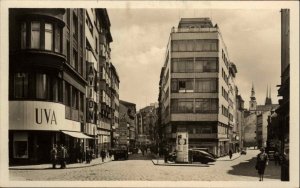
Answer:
[227,156,280,180]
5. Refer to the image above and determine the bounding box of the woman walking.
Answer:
[256,147,269,181]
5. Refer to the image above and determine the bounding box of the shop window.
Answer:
[13,132,28,159]
[45,23,53,50]
[31,22,40,49]
[14,73,29,98]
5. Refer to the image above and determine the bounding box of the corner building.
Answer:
[159,18,236,157]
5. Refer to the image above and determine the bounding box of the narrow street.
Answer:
[10,149,280,181]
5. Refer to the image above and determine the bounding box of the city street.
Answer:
[10,149,281,181]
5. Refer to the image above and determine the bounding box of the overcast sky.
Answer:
[108,8,281,110]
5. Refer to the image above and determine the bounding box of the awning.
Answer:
[61,131,93,139]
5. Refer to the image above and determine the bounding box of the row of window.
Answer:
[221,49,229,69]
[221,68,229,85]
[172,39,218,52]
[221,86,229,101]
[171,58,218,73]
[13,72,84,112]
[221,105,229,117]
[171,78,217,93]
[171,98,218,113]
[21,21,62,53]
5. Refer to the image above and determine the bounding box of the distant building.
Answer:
[136,103,158,146]
[244,84,279,148]
[117,100,136,148]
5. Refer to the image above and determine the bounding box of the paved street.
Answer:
[10,149,280,181]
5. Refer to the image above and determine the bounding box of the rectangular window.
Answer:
[195,57,218,72]
[67,40,70,64]
[52,77,59,102]
[21,22,26,49]
[65,83,70,106]
[31,22,40,49]
[55,26,61,52]
[73,49,78,69]
[195,79,217,93]
[171,99,194,113]
[72,88,78,109]
[171,58,193,73]
[195,99,218,113]
[73,13,78,39]
[14,73,29,98]
[13,132,28,159]
[45,23,53,50]
[36,73,49,99]
[195,40,218,52]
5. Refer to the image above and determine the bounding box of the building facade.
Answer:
[256,111,271,148]
[8,8,119,164]
[136,103,158,146]
[116,100,136,148]
[276,8,290,181]
[158,18,240,157]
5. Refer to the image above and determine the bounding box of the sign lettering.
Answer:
[35,108,57,125]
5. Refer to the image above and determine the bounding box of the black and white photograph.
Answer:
[0,1,299,187]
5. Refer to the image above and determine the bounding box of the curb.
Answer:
[9,159,112,170]
[151,159,210,167]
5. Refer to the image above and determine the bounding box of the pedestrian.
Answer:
[58,144,67,169]
[50,144,57,169]
[229,149,233,159]
[101,149,106,162]
[164,147,169,163]
[86,147,91,164]
[274,150,280,166]
[255,147,269,181]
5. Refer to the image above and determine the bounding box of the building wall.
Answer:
[243,113,257,147]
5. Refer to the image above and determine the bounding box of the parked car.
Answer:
[189,149,216,164]
[129,147,139,154]
[113,146,128,160]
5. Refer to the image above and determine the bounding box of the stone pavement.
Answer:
[9,157,112,170]
[217,152,241,161]
[151,158,209,167]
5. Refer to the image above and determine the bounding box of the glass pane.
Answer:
[52,77,58,102]
[21,22,26,49]
[186,60,194,72]
[55,26,61,52]
[14,73,28,98]
[45,23,53,50]
[31,22,40,49]
[178,41,186,51]
[186,40,193,51]
[36,74,48,99]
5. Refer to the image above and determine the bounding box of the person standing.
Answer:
[101,149,106,162]
[229,149,233,159]
[86,147,91,164]
[50,144,57,169]
[58,144,67,169]
[256,147,269,181]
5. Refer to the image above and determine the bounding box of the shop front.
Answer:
[9,101,91,164]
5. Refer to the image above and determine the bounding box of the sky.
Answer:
[108,8,281,110]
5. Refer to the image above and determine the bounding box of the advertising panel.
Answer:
[176,132,189,163]
[9,101,80,131]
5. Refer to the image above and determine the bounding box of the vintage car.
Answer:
[189,149,216,164]
[241,148,247,155]
[113,146,128,160]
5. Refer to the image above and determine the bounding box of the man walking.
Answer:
[256,147,269,181]
[101,149,106,162]
[50,144,57,169]
[229,149,233,159]
[58,144,67,169]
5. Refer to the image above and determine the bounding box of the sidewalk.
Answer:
[217,152,241,161]
[9,157,112,170]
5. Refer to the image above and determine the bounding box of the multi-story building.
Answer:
[9,9,90,164]
[256,111,271,148]
[136,103,158,146]
[8,8,118,164]
[276,8,290,181]
[117,100,136,148]
[110,64,120,148]
[235,87,245,151]
[158,18,239,157]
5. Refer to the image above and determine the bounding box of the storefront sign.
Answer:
[176,132,189,162]
[10,101,80,131]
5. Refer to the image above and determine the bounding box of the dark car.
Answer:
[189,149,216,164]
[129,147,139,154]
[113,146,128,160]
